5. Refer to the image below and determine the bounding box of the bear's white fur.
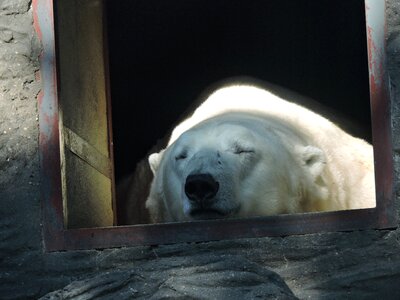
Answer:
[146,84,375,223]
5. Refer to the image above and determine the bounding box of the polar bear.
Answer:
[145,84,375,223]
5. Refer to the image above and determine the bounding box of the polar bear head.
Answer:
[145,113,328,223]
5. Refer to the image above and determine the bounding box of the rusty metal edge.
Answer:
[57,208,380,251]
[33,0,66,251]
[35,0,397,252]
[365,0,397,228]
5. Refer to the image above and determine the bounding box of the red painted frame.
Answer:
[34,0,397,251]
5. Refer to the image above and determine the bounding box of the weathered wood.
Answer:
[63,126,112,179]
[56,0,115,228]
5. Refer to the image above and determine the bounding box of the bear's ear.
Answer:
[297,145,326,179]
[148,150,165,174]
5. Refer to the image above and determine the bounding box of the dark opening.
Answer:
[106,0,371,224]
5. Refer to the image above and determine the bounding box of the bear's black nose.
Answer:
[185,174,219,203]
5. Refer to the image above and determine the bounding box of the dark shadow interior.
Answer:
[106,0,371,222]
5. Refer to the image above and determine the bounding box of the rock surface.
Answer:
[40,254,297,299]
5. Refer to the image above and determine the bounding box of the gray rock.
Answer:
[0,0,30,15]
[40,254,297,299]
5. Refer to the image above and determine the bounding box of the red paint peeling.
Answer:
[33,0,54,40]
[367,26,374,71]
[32,0,42,41]
[35,70,41,82]
[37,89,43,106]
[53,65,58,102]
[369,74,378,103]
[366,25,379,104]
[366,24,384,98]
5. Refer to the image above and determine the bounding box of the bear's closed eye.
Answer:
[233,144,255,155]
[175,152,188,160]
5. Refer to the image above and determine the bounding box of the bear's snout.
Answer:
[185,174,219,205]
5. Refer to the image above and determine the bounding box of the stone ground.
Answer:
[0,0,400,299]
